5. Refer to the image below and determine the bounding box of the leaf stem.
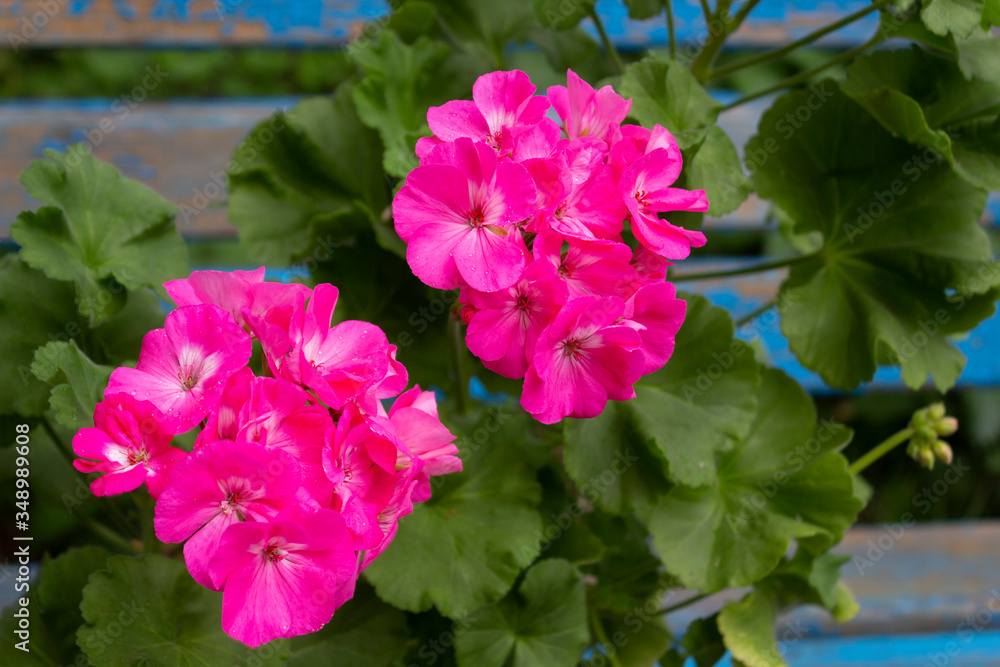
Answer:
[136,493,161,554]
[723,33,884,109]
[449,316,469,415]
[660,591,710,614]
[670,253,815,281]
[589,607,624,667]
[665,0,677,59]
[735,298,777,327]
[708,0,892,81]
[730,0,764,31]
[849,428,915,475]
[590,8,625,75]
[83,514,140,553]
[698,0,712,23]
[690,0,734,82]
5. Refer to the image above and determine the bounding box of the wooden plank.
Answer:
[0,0,882,49]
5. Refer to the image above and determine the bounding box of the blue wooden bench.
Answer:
[2,3,998,664]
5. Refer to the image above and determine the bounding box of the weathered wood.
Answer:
[0,0,881,49]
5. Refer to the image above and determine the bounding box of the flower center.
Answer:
[515,294,531,311]
[558,261,575,278]
[220,490,244,515]
[126,447,149,466]
[562,339,584,360]
[487,130,503,149]
[177,366,199,391]
[633,189,651,213]
[263,543,286,563]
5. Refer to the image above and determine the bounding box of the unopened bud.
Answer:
[934,417,958,437]
[918,447,937,470]
[927,402,946,421]
[915,425,937,443]
[932,440,953,465]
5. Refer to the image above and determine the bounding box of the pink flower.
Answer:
[548,69,631,146]
[463,261,567,378]
[620,148,709,259]
[511,118,563,162]
[208,504,357,647]
[106,304,252,433]
[393,137,537,292]
[622,282,686,374]
[196,367,254,446]
[389,385,461,502]
[424,70,550,155]
[165,268,310,329]
[154,440,301,589]
[532,231,638,300]
[72,393,185,499]
[522,296,643,423]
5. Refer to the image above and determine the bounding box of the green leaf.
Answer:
[227,85,390,265]
[31,340,113,431]
[78,554,285,666]
[350,30,452,178]
[581,614,672,667]
[680,126,751,216]
[957,28,1000,83]
[759,551,859,623]
[984,0,1000,25]
[842,46,1000,191]
[365,407,543,618]
[749,84,1000,391]
[455,559,589,667]
[534,0,595,30]
[420,0,541,66]
[530,26,599,73]
[623,293,760,488]
[718,591,786,667]
[619,54,723,132]
[647,369,861,593]
[0,546,110,666]
[921,0,985,38]
[586,512,668,615]
[0,255,81,417]
[89,288,167,366]
[287,581,409,667]
[12,145,187,325]
[623,0,664,20]
[682,615,727,667]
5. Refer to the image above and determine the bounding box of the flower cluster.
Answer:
[393,70,705,423]
[72,268,460,647]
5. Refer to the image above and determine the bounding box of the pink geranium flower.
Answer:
[165,268,310,329]
[463,261,568,378]
[422,69,550,155]
[548,69,631,146]
[154,440,301,589]
[620,148,710,259]
[532,231,639,300]
[208,504,357,648]
[394,137,537,292]
[522,296,644,423]
[388,385,461,502]
[72,393,185,499]
[105,304,252,433]
[622,282,687,374]
[195,367,254,447]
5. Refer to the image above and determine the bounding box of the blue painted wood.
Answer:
[0,0,883,48]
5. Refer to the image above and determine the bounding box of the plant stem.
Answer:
[589,607,624,667]
[698,0,712,23]
[730,0,764,31]
[40,414,73,465]
[709,0,892,81]
[83,515,139,553]
[849,428,915,475]
[590,8,625,75]
[665,0,677,59]
[136,493,161,554]
[660,592,710,615]
[724,33,884,109]
[735,298,777,327]
[449,317,469,416]
[670,253,816,282]
[691,0,734,82]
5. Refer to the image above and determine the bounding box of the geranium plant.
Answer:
[1,1,997,666]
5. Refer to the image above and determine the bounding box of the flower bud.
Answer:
[927,402,946,421]
[934,417,958,437]
[915,425,938,443]
[918,447,937,470]
[932,440,953,465]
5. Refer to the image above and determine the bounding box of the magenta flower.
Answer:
[522,296,644,423]
[154,440,301,589]
[165,267,311,330]
[463,261,568,378]
[394,138,537,292]
[195,367,254,446]
[547,69,631,146]
[388,385,461,503]
[620,148,709,259]
[72,393,186,499]
[106,304,252,433]
[208,504,358,648]
[423,69,550,155]
[532,231,639,300]
[622,282,687,374]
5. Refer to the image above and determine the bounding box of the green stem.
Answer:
[691,0,734,82]
[449,317,469,416]
[708,0,892,81]
[849,428,915,475]
[589,607,624,667]
[660,592,710,615]
[40,414,73,465]
[670,253,816,282]
[724,33,884,109]
[590,8,625,75]
[665,0,677,59]
[83,515,139,553]
[735,298,777,327]
[136,494,160,554]
[730,0,764,30]
[698,0,712,23]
